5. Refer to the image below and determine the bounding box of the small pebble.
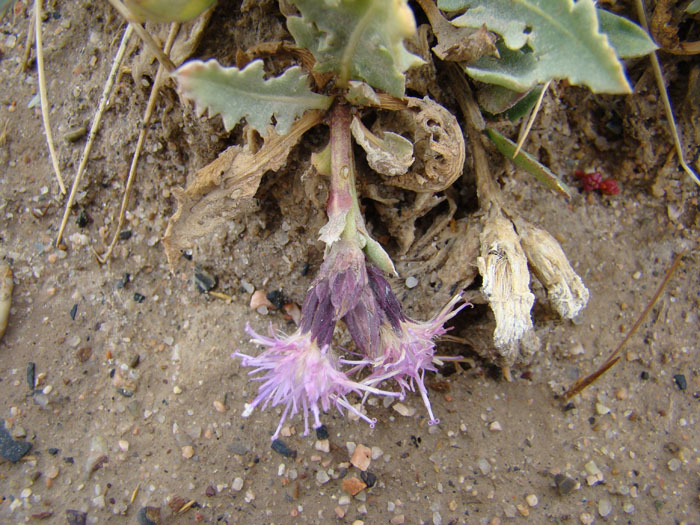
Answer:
[271,439,297,458]
[516,503,529,517]
[598,498,612,517]
[194,266,217,293]
[351,444,372,471]
[360,470,377,488]
[118,440,129,452]
[673,374,687,391]
[315,425,329,440]
[232,477,244,491]
[339,495,351,506]
[525,494,538,507]
[205,485,216,497]
[371,446,384,460]
[554,473,577,495]
[596,403,610,415]
[181,446,194,459]
[476,458,491,475]
[66,509,87,525]
[579,512,594,524]
[489,421,502,432]
[314,439,330,453]
[341,476,367,496]
[667,458,681,472]
[136,506,160,525]
[316,470,330,484]
[405,276,418,289]
[392,403,416,417]
[213,400,226,413]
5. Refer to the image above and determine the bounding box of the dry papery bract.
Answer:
[514,217,589,320]
[477,208,540,367]
[163,110,324,270]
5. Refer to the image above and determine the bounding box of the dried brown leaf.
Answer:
[163,110,323,270]
[373,96,465,193]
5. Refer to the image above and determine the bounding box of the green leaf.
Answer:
[124,0,215,22]
[687,0,700,14]
[287,0,424,97]
[175,59,332,135]
[439,0,631,93]
[597,9,658,58]
[485,128,573,199]
[477,84,536,116]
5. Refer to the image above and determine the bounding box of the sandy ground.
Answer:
[0,2,699,524]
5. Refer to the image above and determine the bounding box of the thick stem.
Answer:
[328,103,362,243]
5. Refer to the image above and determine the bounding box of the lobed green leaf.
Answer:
[439,0,632,93]
[597,9,658,58]
[287,0,423,97]
[175,59,332,135]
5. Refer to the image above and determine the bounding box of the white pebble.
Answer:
[232,477,244,491]
[392,403,416,417]
[525,494,538,507]
[316,471,330,484]
[489,421,502,432]
[598,498,612,517]
[405,276,419,289]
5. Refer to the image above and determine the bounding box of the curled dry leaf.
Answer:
[514,218,589,319]
[163,110,324,270]
[350,116,414,177]
[415,0,497,62]
[372,96,465,193]
[0,262,12,340]
[477,208,538,366]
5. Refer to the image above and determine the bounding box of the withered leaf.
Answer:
[163,110,324,270]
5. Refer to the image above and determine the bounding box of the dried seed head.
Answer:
[477,211,535,354]
[514,219,589,320]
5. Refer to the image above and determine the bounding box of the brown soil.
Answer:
[0,1,698,524]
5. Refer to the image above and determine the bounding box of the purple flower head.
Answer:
[301,240,368,347]
[233,324,398,440]
[364,294,467,425]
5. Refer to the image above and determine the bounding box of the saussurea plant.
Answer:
[117,0,657,436]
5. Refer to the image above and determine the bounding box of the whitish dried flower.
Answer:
[477,211,535,358]
[514,219,589,319]
[233,325,396,439]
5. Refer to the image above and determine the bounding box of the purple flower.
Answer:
[233,324,397,440]
[362,294,467,425]
[300,240,368,346]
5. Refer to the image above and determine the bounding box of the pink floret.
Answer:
[364,294,467,425]
[233,324,397,439]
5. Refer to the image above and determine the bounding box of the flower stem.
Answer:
[328,103,363,244]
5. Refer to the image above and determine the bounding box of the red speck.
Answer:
[574,169,585,179]
[599,178,620,195]
[582,171,603,192]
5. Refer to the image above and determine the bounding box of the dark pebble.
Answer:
[0,423,32,463]
[673,374,687,391]
[271,438,297,458]
[554,473,577,495]
[69,303,78,320]
[48,447,59,455]
[315,425,329,440]
[663,442,679,454]
[301,262,310,277]
[64,456,74,464]
[128,353,140,368]
[117,388,134,398]
[266,290,285,310]
[205,485,216,497]
[27,362,36,390]
[563,402,576,411]
[136,506,160,525]
[119,230,132,241]
[66,509,87,525]
[360,470,377,488]
[640,371,649,380]
[116,273,130,290]
[133,293,146,303]
[76,209,89,228]
[183,250,193,261]
[194,266,217,293]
